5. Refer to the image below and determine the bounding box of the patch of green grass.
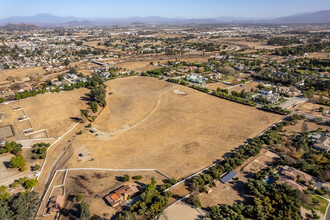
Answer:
[302,195,329,214]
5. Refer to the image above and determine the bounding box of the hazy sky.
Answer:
[1,0,330,19]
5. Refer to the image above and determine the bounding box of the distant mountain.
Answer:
[0,10,329,26]
[270,10,330,23]
[0,14,84,25]
[3,23,39,30]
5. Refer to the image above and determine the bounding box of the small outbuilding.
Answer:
[220,171,237,184]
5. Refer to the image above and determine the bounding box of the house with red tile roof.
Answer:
[104,185,139,207]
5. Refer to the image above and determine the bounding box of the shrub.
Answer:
[76,194,84,202]
[18,177,29,184]
[0,185,8,193]
[11,182,19,188]
[32,164,41,171]
[123,174,130,182]
[0,98,5,103]
[132,175,143,180]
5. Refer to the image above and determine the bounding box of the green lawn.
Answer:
[302,194,329,214]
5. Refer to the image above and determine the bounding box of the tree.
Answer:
[80,200,91,220]
[2,191,40,219]
[24,179,38,189]
[69,67,77,74]
[123,174,130,182]
[9,156,26,171]
[63,59,70,66]
[319,107,324,112]
[32,164,41,171]
[89,86,106,107]
[302,121,309,133]
[76,194,83,202]
[57,75,64,81]
[91,102,98,113]
[80,109,89,122]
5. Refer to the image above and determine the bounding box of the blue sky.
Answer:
[1,0,330,19]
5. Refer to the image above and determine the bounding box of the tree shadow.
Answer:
[3,161,10,168]
[133,181,147,189]
[231,180,251,204]
[115,176,124,182]
[70,117,81,122]
[60,203,80,219]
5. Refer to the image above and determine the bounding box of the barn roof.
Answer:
[220,171,237,184]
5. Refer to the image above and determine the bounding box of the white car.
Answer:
[35,172,41,177]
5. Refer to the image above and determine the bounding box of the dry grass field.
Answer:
[116,57,210,72]
[0,67,47,83]
[61,77,282,180]
[19,89,90,138]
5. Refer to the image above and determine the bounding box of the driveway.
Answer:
[280,97,308,109]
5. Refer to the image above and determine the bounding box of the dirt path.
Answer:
[100,85,175,139]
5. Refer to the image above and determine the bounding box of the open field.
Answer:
[0,101,33,140]
[116,57,210,72]
[0,153,20,180]
[19,89,90,138]
[60,77,282,180]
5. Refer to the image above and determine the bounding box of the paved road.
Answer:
[291,110,329,122]
[280,97,308,109]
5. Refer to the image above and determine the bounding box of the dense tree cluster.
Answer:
[118,178,172,219]
[210,178,301,219]
[0,142,22,155]
[284,133,330,181]
[89,86,106,107]
[0,191,40,219]
[267,37,301,46]
[274,42,330,56]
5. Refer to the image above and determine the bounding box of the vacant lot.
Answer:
[19,89,90,138]
[0,102,32,140]
[61,77,281,180]
[116,57,210,72]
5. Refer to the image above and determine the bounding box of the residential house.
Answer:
[104,185,139,207]
[311,132,330,153]
[277,166,313,191]
[46,196,64,213]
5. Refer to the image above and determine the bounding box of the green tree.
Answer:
[80,109,89,121]
[76,194,83,202]
[80,200,91,220]
[123,174,130,182]
[24,179,38,190]
[9,156,26,171]
[91,102,98,113]
[32,164,41,171]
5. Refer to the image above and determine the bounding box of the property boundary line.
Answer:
[35,168,171,217]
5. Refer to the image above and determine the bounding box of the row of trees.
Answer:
[261,105,292,115]
[274,42,330,56]
[212,90,256,106]
[267,37,301,46]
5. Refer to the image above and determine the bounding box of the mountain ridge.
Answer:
[0,10,329,26]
